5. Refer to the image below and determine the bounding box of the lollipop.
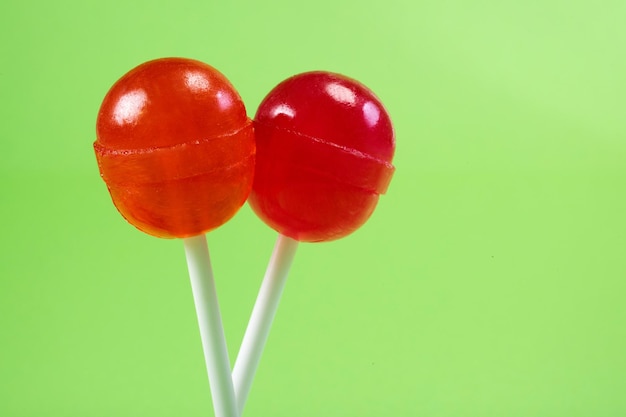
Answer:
[248,71,394,242]
[232,71,395,412]
[94,58,254,417]
[95,58,254,238]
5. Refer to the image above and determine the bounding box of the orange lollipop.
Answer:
[95,57,254,238]
[94,58,254,417]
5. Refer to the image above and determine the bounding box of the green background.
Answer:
[1,0,625,416]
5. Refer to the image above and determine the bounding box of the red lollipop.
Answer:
[94,58,253,417]
[249,71,395,242]
[232,72,395,413]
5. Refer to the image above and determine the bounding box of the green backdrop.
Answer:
[1,0,625,416]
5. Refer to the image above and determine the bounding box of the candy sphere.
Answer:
[94,58,255,238]
[249,71,395,242]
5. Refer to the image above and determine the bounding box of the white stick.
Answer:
[183,235,238,417]
[232,234,299,414]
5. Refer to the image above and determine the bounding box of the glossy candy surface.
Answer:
[249,71,395,242]
[94,58,254,238]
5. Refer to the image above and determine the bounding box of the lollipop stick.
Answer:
[232,234,299,413]
[183,235,238,417]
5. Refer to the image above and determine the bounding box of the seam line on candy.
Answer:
[94,119,253,155]
[254,120,394,169]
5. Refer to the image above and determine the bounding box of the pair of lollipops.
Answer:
[94,58,395,417]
